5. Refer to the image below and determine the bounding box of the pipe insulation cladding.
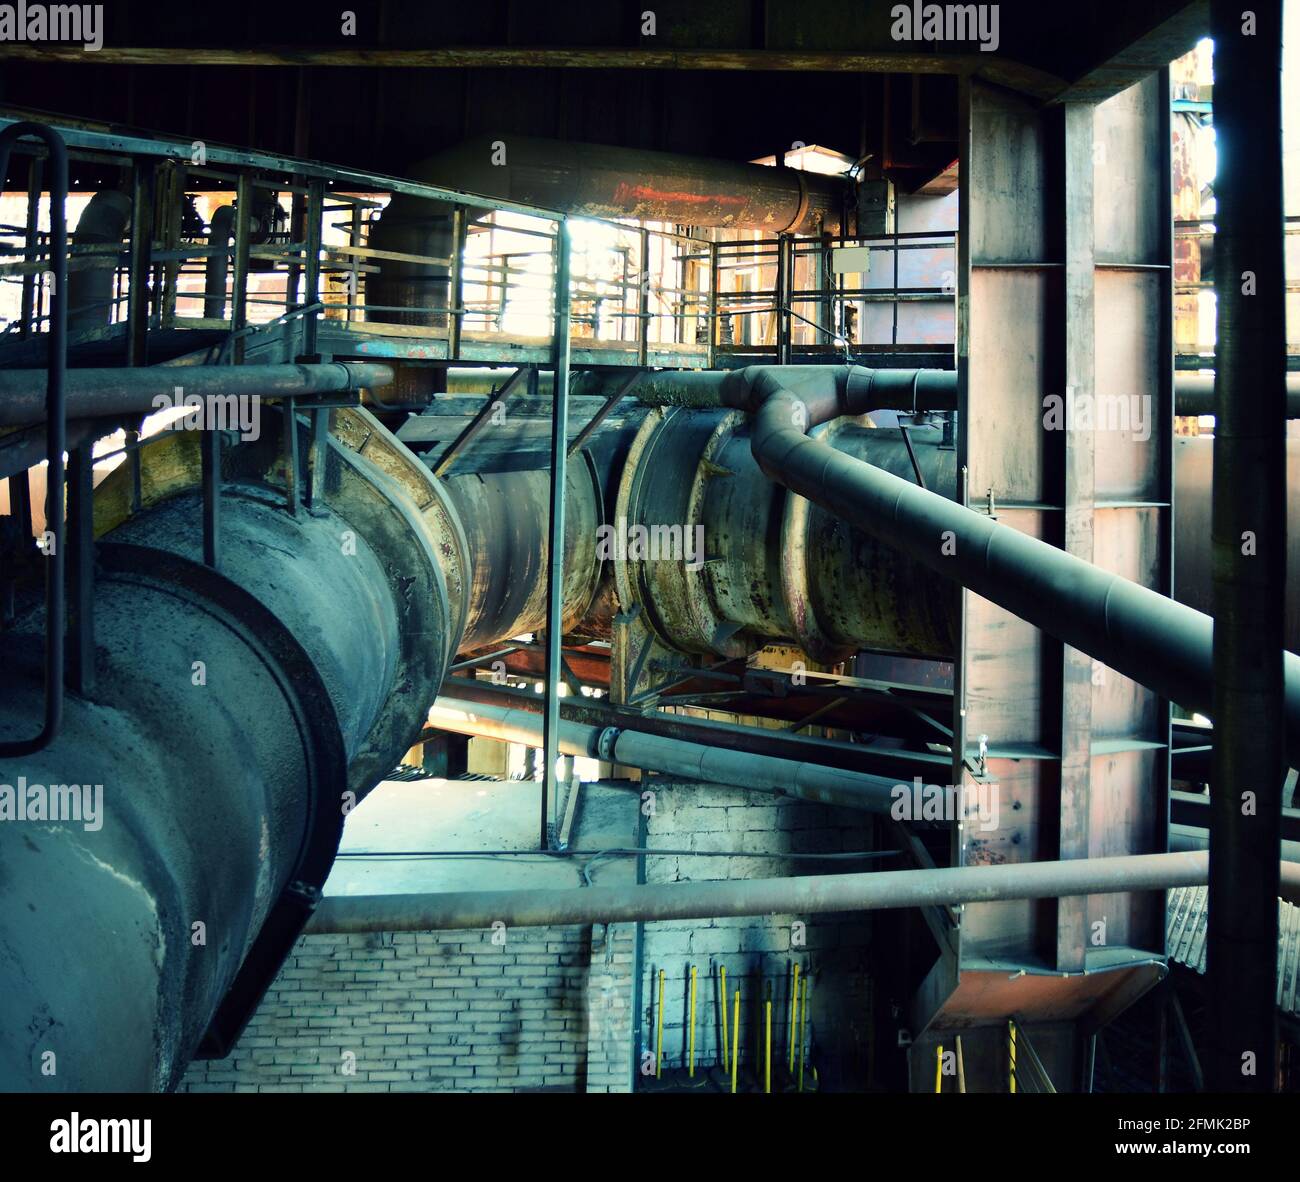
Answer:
[0,405,463,1090]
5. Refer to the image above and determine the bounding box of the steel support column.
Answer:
[1207,1,1286,1093]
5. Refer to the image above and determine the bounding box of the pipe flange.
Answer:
[596,726,621,763]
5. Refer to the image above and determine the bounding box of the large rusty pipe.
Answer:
[0,362,396,428]
[407,136,844,233]
[307,851,1300,934]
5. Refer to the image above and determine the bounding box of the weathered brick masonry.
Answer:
[181,923,636,1092]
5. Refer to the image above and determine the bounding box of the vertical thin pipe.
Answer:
[1207,0,1286,1094]
[797,975,808,1092]
[720,964,729,1073]
[1009,1019,1017,1093]
[688,964,697,1077]
[655,967,665,1079]
[789,962,799,1072]
[935,1044,944,1093]
[764,999,772,1093]
[731,989,740,1093]
[541,221,572,850]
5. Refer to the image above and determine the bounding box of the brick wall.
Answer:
[638,780,876,1090]
[181,922,636,1093]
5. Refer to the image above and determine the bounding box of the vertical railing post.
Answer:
[126,159,156,366]
[638,226,650,367]
[448,204,465,359]
[20,155,41,337]
[707,236,719,368]
[541,220,573,850]
[230,173,252,364]
[301,178,324,359]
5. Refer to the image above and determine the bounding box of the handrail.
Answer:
[0,121,68,757]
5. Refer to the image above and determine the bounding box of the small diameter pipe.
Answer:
[656,969,665,1079]
[731,990,740,1094]
[428,696,900,813]
[797,977,808,1092]
[720,965,729,1074]
[689,964,697,1078]
[789,962,800,1073]
[306,851,1300,934]
[765,1001,772,1094]
[0,363,397,428]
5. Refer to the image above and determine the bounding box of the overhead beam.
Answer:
[0,46,1064,99]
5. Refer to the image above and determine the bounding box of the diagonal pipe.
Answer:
[630,364,1300,768]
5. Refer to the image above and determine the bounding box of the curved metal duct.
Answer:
[443,454,605,651]
[67,189,131,332]
[0,402,464,1090]
[614,405,957,662]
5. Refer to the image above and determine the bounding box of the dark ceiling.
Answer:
[0,0,1206,189]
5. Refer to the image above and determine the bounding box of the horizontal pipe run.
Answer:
[665,365,1300,767]
[624,367,1291,419]
[0,362,396,428]
[1173,372,1300,418]
[427,696,901,812]
[307,851,1300,933]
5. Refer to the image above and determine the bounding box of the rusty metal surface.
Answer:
[446,453,603,651]
[409,137,844,234]
[612,403,961,664]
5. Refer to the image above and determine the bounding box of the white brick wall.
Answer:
[181,923,636,1093]
[638,779,875,1088]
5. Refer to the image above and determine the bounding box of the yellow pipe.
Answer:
[935,1043,944,1093]
[1009,1019,1017,1094]
[720,965,729,1074]
[765,1000,772,1094]
[688,965,697,1078]
[731,989,740,1094]
[656,969,665,1079]
[789,963,800,1073]
[797,975,808,1092]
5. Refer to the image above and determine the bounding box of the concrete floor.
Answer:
[322,776,640,896]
